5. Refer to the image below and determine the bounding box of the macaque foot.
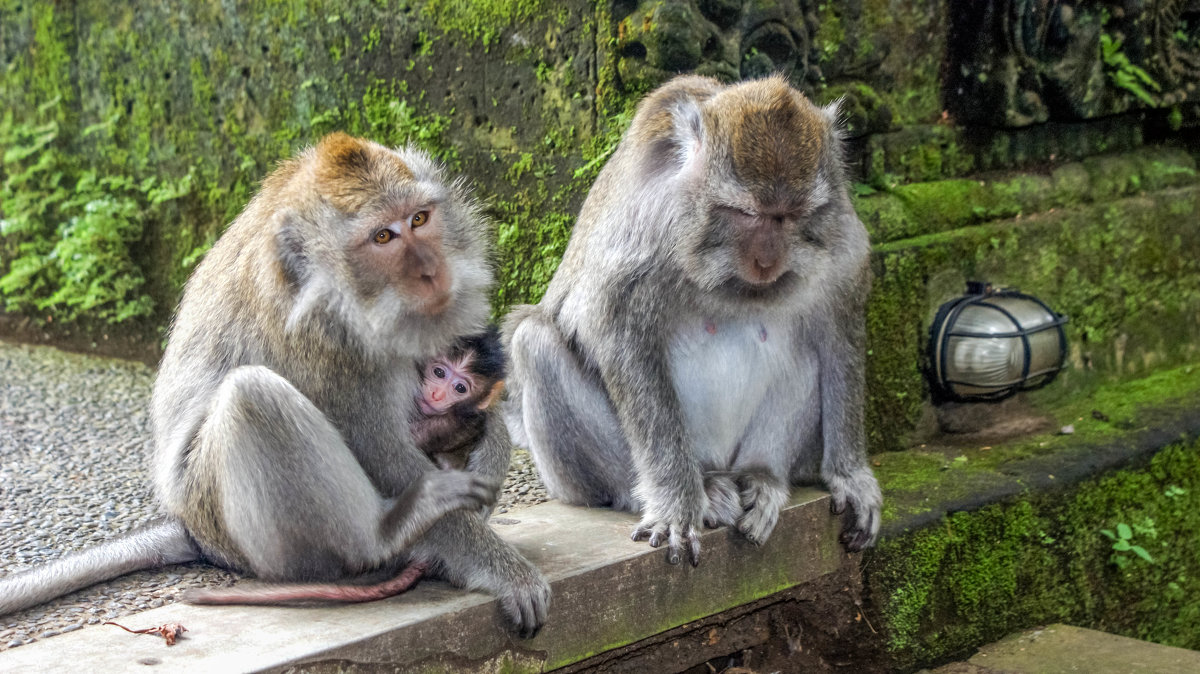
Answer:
[736,472,789,545]
[702,474,742,529]
[632,514,702,566]
[826,470,882,551]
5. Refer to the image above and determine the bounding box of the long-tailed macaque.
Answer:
[412,325,507,469]
[503,75,882,567]
[0,133,550,637]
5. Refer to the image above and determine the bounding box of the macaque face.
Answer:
[353,204,454,316]
[418,354,477,416]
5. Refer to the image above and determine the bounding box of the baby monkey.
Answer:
[412,325,506,470]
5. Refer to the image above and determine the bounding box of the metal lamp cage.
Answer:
[928,282,1069,402]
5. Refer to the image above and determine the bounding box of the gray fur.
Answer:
[504,75,881,565]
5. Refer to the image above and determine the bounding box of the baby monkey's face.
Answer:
[418,354,477,416]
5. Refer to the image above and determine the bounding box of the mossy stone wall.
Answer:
[872,436,1200,670]
[0,0,602,331]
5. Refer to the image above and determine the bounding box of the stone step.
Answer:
[928,623,1200,674]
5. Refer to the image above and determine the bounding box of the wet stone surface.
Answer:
[0,339,548,652]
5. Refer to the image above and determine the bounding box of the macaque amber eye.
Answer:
[373,229,394,244]
[411,211,430,228]
[432,366,446,379]
[454,382,468,394]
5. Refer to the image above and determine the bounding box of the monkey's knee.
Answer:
[208,366,344,457]
[508,310,566,374]
[214,366,310,421]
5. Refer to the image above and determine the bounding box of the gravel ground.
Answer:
[0,339,548,652]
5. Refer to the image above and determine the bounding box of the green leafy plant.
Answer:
[0,103,193,324]
[1100,34,1161,106]
[1100,521,1155,569]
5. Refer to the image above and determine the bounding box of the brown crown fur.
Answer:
[716,77,825,197]
[313,132,415,213]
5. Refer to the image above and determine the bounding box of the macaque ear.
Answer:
[275,213,309,289]
[639,95,706,179]
[476,380,505,411]
[820,98,844,133]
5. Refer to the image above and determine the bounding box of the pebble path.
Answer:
[0,339,548,652]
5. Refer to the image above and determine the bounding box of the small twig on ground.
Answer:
[104,621,188,646]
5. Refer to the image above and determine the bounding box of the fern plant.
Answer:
[1100,33,1161,106]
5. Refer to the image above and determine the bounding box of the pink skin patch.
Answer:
[419,354,476,416]
[704,319,718,335]
[759,325,768,342]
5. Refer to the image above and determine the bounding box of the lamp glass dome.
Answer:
[930,283,1068,402]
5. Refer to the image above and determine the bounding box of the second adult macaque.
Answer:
[0,132,549,636]
[412,326,507,469]
[504,75,881,567]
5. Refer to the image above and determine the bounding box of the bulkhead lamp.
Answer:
[928,282,1068,402]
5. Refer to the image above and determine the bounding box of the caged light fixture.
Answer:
[928,281,1069,402]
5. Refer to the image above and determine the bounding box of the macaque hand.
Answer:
[423,469,499,514]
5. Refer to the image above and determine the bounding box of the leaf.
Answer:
[1100,529,1116,540]
[1117,523,1133,540]
[1131,546,1154,563]
[1113,539,1132,551]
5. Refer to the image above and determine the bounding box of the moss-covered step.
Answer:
[855,145,1197,245]
[864,183,1200,452]
[869,362,1200,670]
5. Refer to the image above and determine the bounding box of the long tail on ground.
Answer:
[184,562,429,606]
[0,517,200,616]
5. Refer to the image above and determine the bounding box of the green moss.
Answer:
[421,0,558,48]
[813,2,845,65]
[876,362,1200,525]
[492,103,634,313]
[858,0,943,124]
[872,436,1200,669]
[30,4,76,107]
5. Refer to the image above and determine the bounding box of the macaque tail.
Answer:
[0,517,200,616]
[184,561,429,606]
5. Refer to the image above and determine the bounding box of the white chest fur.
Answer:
[668,316,799,466]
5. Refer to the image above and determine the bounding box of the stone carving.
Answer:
[946,0,1199,127]
[613,0,818,92]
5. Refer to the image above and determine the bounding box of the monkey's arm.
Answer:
[816,258,881,550]
[411,413,472,455]
[593,302,704,566]
[462,407,512,502]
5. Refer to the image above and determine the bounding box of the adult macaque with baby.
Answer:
[504,75,882,567]
[0,132,549,637]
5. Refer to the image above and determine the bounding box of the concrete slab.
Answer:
[0,488,844,673]
[932,624,1200,674]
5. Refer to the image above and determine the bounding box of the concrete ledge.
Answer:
[0,489,843,673]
